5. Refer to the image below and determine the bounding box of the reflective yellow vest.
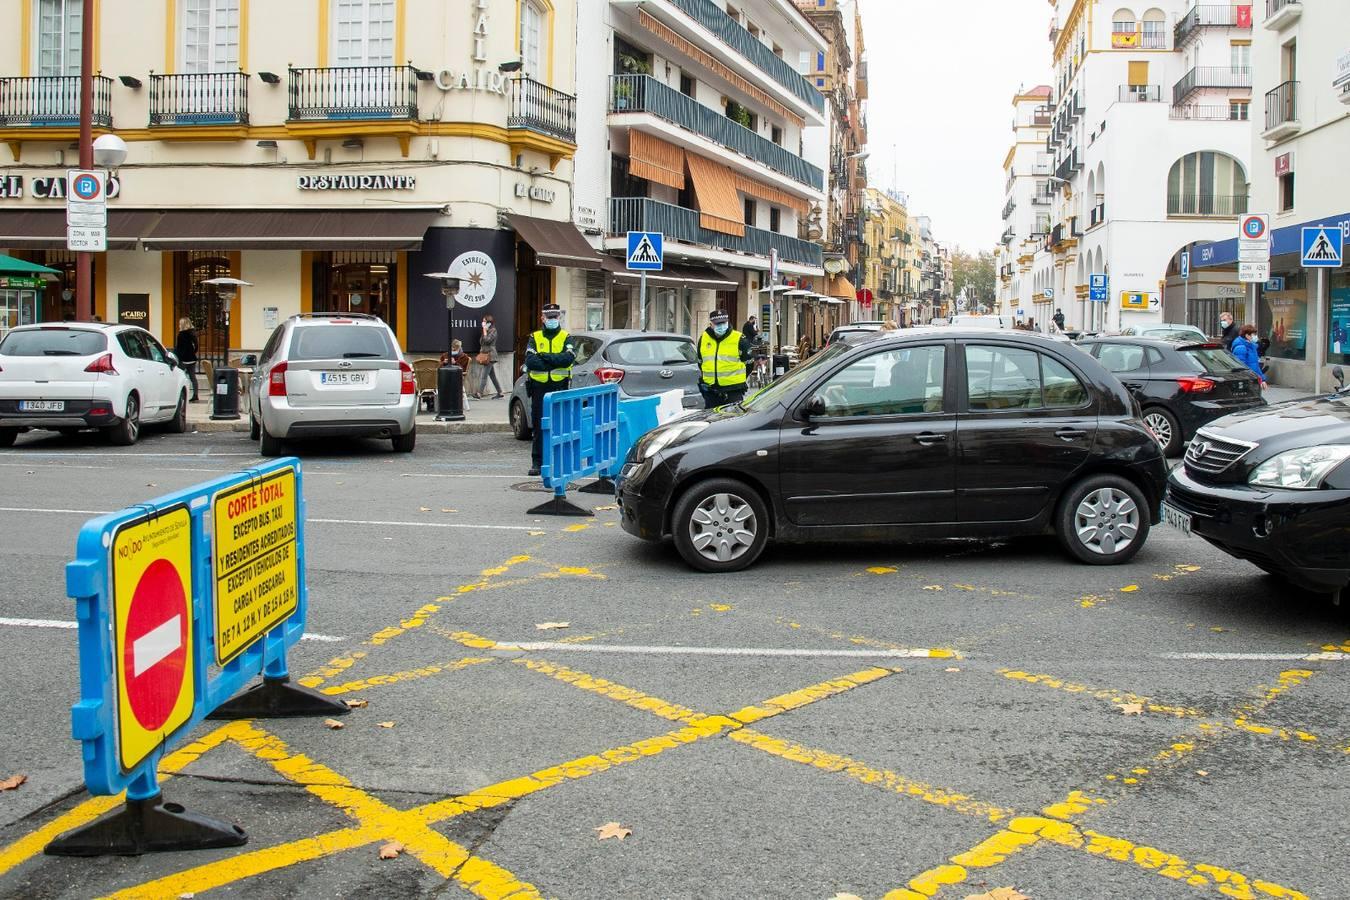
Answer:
[528,329,572,383]
[699,330,747,387]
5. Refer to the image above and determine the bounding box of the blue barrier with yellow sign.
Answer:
[48,457,345,857]
[531,385,620,516]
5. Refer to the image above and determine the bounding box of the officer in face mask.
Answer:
[698,309,752,409]
[524,303,576,476]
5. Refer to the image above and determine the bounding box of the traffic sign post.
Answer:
[627,231,663,332]
[46,458,344,857]
[1089,274,1109,302]
[66,169,107,253]
[1302,226,1345,395]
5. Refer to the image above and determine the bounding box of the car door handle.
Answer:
[1056,427,1088,441]
[913,432,948,446]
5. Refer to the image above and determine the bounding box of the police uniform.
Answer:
[698,311,752,409]
[524,304,575,474]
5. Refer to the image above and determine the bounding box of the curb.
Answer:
[188,419,513,435]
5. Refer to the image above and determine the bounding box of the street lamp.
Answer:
[423,272,463,422]
[92,133,127,169]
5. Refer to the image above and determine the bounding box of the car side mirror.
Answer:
[164,351,179,369]
[802,394,826,420]
[1334,365,1345,390]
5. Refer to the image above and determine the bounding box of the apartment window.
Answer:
[1140,13,1165,48]
[1167,151,1249,216]
[679,73,695,97]
[770,124,782,146]
[36,0,82,76]
[1279,173,1295,212]
[1229,100,1250,121]
[1111,9,1137,34]
[769,207,781,233]
[332,0,395,66]
[743,198,757,227]
[519,0,545,77]
[816,51,825,72]
[1230,42,1251,73]
[181,0,240,73]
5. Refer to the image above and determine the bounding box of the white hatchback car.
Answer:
[0,323,191,446]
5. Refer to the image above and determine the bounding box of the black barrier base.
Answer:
[206,676,349,720]
[578,477,617,495]
[44,795,247,857]
[527,495,595,517]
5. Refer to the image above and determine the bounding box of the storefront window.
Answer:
[313,251,397,326]
[1260,271,1307,362]
[174,251,233,367]
[611,285,632,330]
[1329,271,1350,364]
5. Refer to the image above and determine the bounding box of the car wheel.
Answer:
[166,392,188,434]
[106,394,140,446]
[510,399,531,441]
[249,415,261,441]
[0,428,17,448]
[1057,474,1150,565]
[392,428,416,453]
[1142,407,1182,457]
[259,417,284,457]
[671,478,769,573]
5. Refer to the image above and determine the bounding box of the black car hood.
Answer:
[1197,394,1350,450]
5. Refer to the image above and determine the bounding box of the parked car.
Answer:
[826,323,885,345]
[0,323,190,447]
[248,312,417,455]
[946,314,1013,330]
[510,330,703,440]
[617,328,1168,572]
[1164,368,1350,595]
[1078,336,1265,457]
[1118,323,1207,342]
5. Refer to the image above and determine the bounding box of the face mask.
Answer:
[714,324,729,337]
[544,318,560,331]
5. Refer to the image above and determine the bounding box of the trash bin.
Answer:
[436,365,465,422]
[210,367,241,421]
[772,353,790,378]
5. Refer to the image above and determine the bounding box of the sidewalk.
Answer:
[186,393,513,435]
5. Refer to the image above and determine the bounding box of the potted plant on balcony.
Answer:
[613,54,651,110]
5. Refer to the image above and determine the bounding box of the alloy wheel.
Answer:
[687,492,758,563]
[1144,412,1172,449]
[126,397,140,441]
[1074,487,1140,556]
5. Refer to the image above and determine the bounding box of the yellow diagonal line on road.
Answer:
[999,668,1205,718]
[320,656,497,696]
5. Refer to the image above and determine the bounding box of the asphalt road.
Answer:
[0,427,1345,900]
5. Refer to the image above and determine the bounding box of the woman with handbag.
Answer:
[472,315,504,399]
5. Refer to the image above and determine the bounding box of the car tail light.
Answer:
[595,366,626,384]
[1176,376,1214,394]
[399,360,415,395]
[268,361,289,397]
[84,353,117,375]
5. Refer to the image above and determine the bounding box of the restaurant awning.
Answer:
[601,255,739,288]
[0,253,60,275]
[0,209,161,251]
[506,214,603,270]
[826,274,857,299]
[141,208,441,251]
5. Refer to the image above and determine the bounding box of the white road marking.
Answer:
[0,617,344,643]
[1160,651,1347,661]
[0,506,111,516]
[400,472,531,480]
[0,508,543,533]
[10,451,256,458]
[132,615,183,675]
[491,642,953,659]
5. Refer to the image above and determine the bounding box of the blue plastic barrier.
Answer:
[48,457,345,856]
[600,395,662,481]
[533,385,620,515]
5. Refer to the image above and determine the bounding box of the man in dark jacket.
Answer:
[523,304,576,476]
[1218,311,1239,349]
[742,315,760,344]
[1052,308,1066,332]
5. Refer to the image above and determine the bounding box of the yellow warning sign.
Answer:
[212,467,299,666]
[111,506,194,773]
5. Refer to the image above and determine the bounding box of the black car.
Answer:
[1165,371,1350,595]
[617,329,1168,572]
[1078,336,1265,457]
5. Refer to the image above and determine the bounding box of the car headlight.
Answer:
[1249,445,1350,490]
[640,421,709,461]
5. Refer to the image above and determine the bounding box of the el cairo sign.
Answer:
[434,0,511,96]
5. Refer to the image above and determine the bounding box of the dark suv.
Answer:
[617,329,1168,572]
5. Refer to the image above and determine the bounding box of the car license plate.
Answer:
[1161,502,1192,536]
[19,400,64,412]
[319,371,370,386]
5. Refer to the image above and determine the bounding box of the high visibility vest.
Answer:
[699,330,747,387]
[528,328,572,383]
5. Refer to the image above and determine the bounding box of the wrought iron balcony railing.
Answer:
[287,65,418,122]
[1263,80,1298,133]
[1167,193,1250,216]
[150,71,249,126]
[609,197,822,267]
[1119,84,1162,102]
[1173,66,1251,106]
[0,75,112,127]
[1175,5,1248,48]
[508,76,576,143]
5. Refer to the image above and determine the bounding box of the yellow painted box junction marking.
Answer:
[212,467,299,666]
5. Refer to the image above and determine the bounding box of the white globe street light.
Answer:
[92,133,128,169]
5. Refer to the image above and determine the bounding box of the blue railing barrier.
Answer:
[599,395,662,484]
[531,385,621,516]
[45,458,348,857]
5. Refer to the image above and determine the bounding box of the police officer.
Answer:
[698,309,752,409]
[524,303,576,476]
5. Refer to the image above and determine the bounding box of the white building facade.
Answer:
[995,86,1054,321]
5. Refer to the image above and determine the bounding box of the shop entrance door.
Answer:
[174,252,232,369]
[0,290,39,340]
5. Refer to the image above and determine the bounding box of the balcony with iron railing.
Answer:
[1167,193,1250,217]
[509,76,576,144]
[1264,0,1302,30]
[1002,197,1017,220]
[608,197,822,267]
[1089,203,1106,228]
[0,75,113,128]
[1118,84,1162,103]
[1170,104,1243,121]
[1261,80,1300,140]
[665,0,823,114]
[287,65,418,122]
[1173,66,1251,106]
[149,72,249,126]
[1175,5,1249,48]
[1000,227,1015,245]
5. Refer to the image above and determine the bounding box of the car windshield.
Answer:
[0,328,107,357]
[1182,346,1246,375]
[951,317,1003,329]
[288,325,396,361]
[1136,326,1204,339]
[741,342,851,412]
[605,338,697,366]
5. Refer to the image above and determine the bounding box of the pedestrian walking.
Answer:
[1053,308,1066,331]
[524,304,576,476]
[175,317,200,402]
[472,314,504,399]
[1231,324,1267,389]
[698,309,751,409]
[1218,311,1239,349]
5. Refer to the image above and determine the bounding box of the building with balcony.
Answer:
[1021,0,1252,334]
[1190,0,1350,390]
[0,0,585,366]
[861,187,909,324]
[995,85,1054,322]
[572,0,827,344]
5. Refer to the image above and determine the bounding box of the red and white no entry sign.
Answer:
[122,558,189,731]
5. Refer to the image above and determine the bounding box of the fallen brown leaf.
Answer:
[323,718,345,730]
[966,888,1031,900]
[418,506,432,512]
[0,774,26,791]
[922,585,943,591]
[378,840,405,860]
[535,622,571,631]
[344,699,368,709]
[945,667,961,673]
[595,821,632,841]
[378,721,395,728]
[1116,701,1144,716]
[1196,770,1209,777]
[830,894,864,900]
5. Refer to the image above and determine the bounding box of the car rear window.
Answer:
[1182,346,1246,375]
[288,324,396,361]
[0,328,107,357]
[605,339,697,366]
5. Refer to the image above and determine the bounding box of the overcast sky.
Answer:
[858,0,1051,254]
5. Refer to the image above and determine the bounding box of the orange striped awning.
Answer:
[826,274,857,299]
[733,174,809,217]
[629,130,685,190]
[686,153,746,237]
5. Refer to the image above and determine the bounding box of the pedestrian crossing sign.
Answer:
[626,231,664,271]
[1301,226,1343,268]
